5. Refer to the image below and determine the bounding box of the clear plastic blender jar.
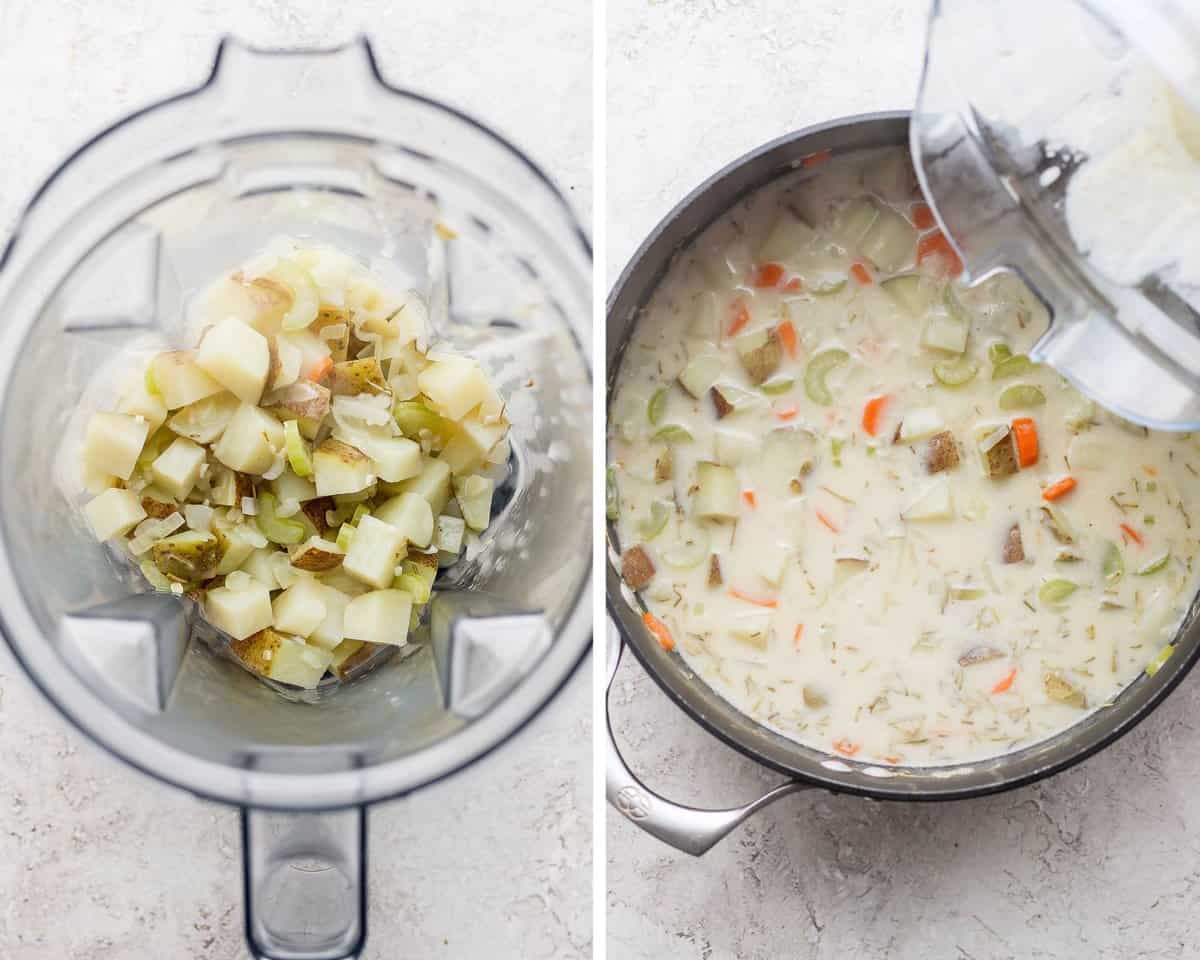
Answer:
[0,38,591,960]
[913,0,1200,429]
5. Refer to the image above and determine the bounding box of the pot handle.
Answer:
[606,629,808,856]
[241,806,368,960]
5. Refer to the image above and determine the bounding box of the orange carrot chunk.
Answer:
[911,202,936,231]
[1042,476,1077,501]
[1011,417,1039,468]
[309,355,334,382]
[992,666,1017,694]
[754,262,785,288]
[727,587,778,608]
[850,262,872,285]
[642,612,675,651]
[777,319,798,359]
[832,738,860,757]
[815,508,840,534]
[862,395,889,436]
[916,230,963,277]
[1120,522,1145,546]
[741,489,757,508]
[776,403,799,421]
[727,300,750,337]
[802,149,831,168]
[793,624,805,650]
[784,278,804,292]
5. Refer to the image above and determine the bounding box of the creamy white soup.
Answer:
[608,147,1200,766]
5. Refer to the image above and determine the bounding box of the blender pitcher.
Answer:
[912,0,1200,430]
[0,38,591,960]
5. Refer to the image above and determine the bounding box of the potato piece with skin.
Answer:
[272,578,328,638]
[214,528,257,575]
[150,436,207,500]
[329,357,387,396]
[83,412,149,481]
[207,581,274,641]
[313,438,374,497]
[213,403,284,475]
[693,461,738,520]
[140,488,178,519]
[440,417,507,476]
[343,589,413,647]
[417,357,491,421]
[167,392,240,444]
[263,380,332,425]
[232,628,332,689]
[290,536,345,572]
[621,545,655,590]
[735,328,783,385]
[343,514,405,589]
[85,488,146,541]
[329,638,365,674]
[374,492,434,548]
[150,351,224,410]
[151,531,222,581]
[196,316,271,404]
[310,585,351,650]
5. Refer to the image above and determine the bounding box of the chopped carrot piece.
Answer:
[884,755,902,765]
[775,403,799,421]
[911,202,936,231]
[815,508,840,534]
[850,262,872,285]
[832,738,860,757]
[793,624,805,650]
[741,489,757,508]
[783,278,804,292]
[309,355,334,382]
[726,300,750,337]
[802,149,831,169]
[777,319,798,358]
[1143,464,1158,476]
[642,612,675,651]
[1120,522,1144,546]
[861,395,889,436]
[916,230,963,277]
[727,587,778,608]
[1042,476,1077,501]
[754,262,785,288]
[1011,417,1039,467]
[991,666,1017,695]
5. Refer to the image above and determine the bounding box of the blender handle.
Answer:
[241,806,368,960]
[605,629,808,856]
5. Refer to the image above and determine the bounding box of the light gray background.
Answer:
[0,2,591,958]
[607,2,1200,959]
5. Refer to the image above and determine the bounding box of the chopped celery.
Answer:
[933,356,979,387]
[1135,552,1170,576]
[144,365,161,398]
[992,354,1032,380]
[255,492,306,546]
[283,419,313,478]
[804,349,850,405]
[335,523,356,552]
[393,400,450,442]
[678,355,722,398]
[1038,578,1078,605]
[1101,541,1124,586]
[1146,644,1174,677]
[638,500,672,540]
[351,504,371,526]
[652,425,693,444]
[395,572,432,604]
[760,376,795,395]
[987,342,1012,365]
[880,274,933,316]
[139,559,173,592]
[647,387,668,425]
[662,524,710,569]
[606,466,619,521]
[998,384,1046,410]
[830,436,845,467]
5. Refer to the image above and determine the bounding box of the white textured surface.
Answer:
[0,2,591,958]
[607,2,1200,958]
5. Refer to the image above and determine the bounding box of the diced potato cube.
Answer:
[363,435,422,484]
[895,407,945,444]
[118,375,167,431]
[678,354,723,399]
[214,527,257,575]
[374,492,435,547]
[196,316,270,403]
[166,392,240,444]
[85,488,146,541]
[232,628,331,689]
[213,403,285,475]
[309,585,351,650]
[343,514,404,588]
[290,536,345,572]
[757,542,791,586]
[453,476,494,532]
[901,477,954,521]
[417,357,491,420]
[342,589,413,647]
[693,461,739,520]
[241,548,281,590]
[436,514,466,560]
[149,351,224,410]
[313,438,374,497]
[735,328,783,385]
[714,428,757,466]
[83,412,149,481]
[271,578,328,638]
[440,418,507,476]
[1067,434,1108,471]
[759,214,816,263]
[150,437,207,500]
[328,638,366,674]
[206,582,274,641]
[391,456,453,515]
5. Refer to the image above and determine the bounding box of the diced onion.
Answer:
[225,570,254,592]
[262,455,286,481]
[241,496,259,516]
[319,323,347,340]
[127,536,153,556]
[240,524,269,548]
[276,497,301,518]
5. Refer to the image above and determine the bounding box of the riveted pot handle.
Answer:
[241,806,367,960]
[606,630,807,856]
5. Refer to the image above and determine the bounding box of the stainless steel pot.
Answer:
[605,111,1200,856]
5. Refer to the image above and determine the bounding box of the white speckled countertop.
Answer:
[607,2,1200,958]
[0,2,591,958]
